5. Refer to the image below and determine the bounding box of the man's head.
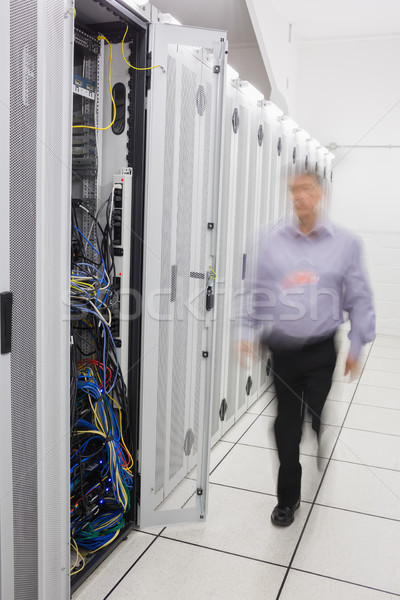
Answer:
[289,171,323,221]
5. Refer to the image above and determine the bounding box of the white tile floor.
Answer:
[73,334,400,600]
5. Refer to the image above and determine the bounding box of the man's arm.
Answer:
[342,236,376,372]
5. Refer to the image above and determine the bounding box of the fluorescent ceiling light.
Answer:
[161,13,182,25]
[135,0,149,5]
[239,80,263,102]
[227,65,239,81]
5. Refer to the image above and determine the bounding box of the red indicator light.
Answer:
[121,178,124,182]
[119,272,122,277]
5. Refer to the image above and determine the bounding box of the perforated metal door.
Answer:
[0,4,13,598]
[139,24,226,527]
[5,1,73,598]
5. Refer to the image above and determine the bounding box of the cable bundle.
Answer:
[70,199,133,576]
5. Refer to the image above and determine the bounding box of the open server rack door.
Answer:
[139,23,227,528]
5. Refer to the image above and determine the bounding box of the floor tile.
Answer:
[108,536,287,600]
[316,460,400,520]
[332,428,400,471]
[247,390,276,415]
[210,443,327,502]
[305,400,349,427]
[161,483,312,566]
[344,404,400,436]
[239,414,339,460]
[360,369,400,389]
[327,380,357,402]
[365,356,400,373]
[353,384,400,410]
[221,412,258,443]
[370,345,400,360]
[292,505,400,594]
[373,336,400,349]
[72,530,156,600]
[209,440,235,471]
[281,569,399,600]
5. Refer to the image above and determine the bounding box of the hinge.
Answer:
[293,146,297,164]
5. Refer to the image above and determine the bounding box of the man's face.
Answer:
[290,174,322,219]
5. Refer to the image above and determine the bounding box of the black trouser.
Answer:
[271,335,337,507]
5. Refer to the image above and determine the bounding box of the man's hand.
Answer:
[344,356,360,381]
[235,340,257,369]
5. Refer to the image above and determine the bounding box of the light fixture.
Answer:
[161,13,182,25]
[134,0,149,5]
[227,65,239,82]
[239,80,264,103]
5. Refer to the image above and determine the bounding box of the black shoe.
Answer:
[271,498,300,527]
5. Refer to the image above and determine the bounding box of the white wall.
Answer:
[294,36,400,335]
[245,0,297,114]
[294,36,400,232]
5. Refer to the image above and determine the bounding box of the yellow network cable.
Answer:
[121,24,162,71]
[73,35,116,130]
[70,538,85,575]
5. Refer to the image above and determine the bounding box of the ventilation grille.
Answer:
[155,54,176,495]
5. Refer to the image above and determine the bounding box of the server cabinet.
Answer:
[210,75,239,444]
[1,1,74,598]
[224,84,256,428]
[139,24,226,527]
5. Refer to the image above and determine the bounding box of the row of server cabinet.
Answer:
[0,0,333,598]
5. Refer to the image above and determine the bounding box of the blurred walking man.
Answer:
[237,171,375,526]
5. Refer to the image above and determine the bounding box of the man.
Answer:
[237,171,375,526]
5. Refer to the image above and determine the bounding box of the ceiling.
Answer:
[152,0,271,96]
[152,0,400,42]
[152,0,257,44]
[267,0,400,40]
